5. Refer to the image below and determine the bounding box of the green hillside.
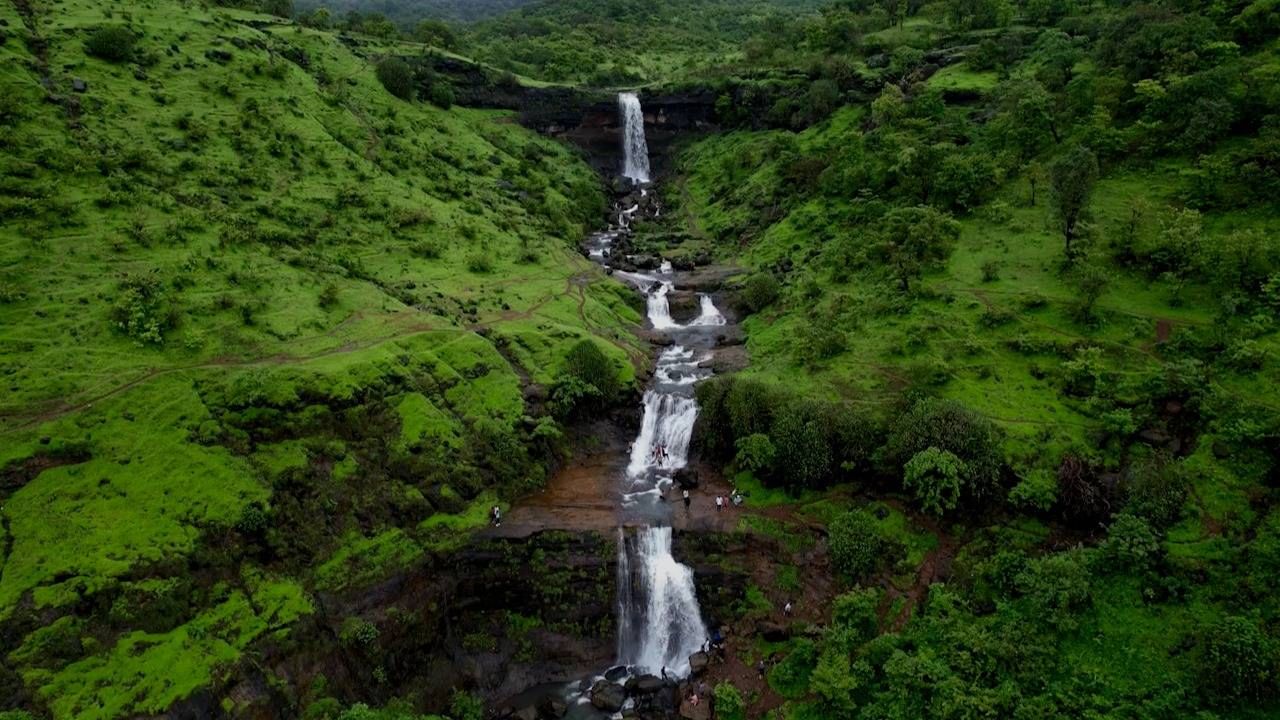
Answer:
[0,0,636,714]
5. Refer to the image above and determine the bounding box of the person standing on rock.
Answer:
[683,489,690,511]
[715,495,723,511]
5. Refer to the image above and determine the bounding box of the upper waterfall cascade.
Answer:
[618,92,652,184]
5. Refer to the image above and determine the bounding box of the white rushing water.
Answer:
[612,256,723,676]
[616,526,708,676]
[618,92,651,184]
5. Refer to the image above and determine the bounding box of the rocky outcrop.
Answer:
[417,54,717,178]
[218,531,618,717]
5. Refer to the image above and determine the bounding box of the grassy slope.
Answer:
[679,105,1280,465]
[674,96,1280,712]
[0,0,639,714]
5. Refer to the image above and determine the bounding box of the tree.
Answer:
[883,398,1003,502]
[1049,145,1099,259]
[828,509,882,581]
[85,26,136,63]
[903,447,967,515]
[1067,262,1110,324]
[261,0,293,18]
[414,20,457,50]
[1152,208,1204,303]
[1214,229,1280,294]
[1026,161,1045,207]
[992,80,1058,161]
[375,57,415,101]
[771,401,833,490]
[734,433,776,475]
[874,206,960,292]
[563,339,619,399]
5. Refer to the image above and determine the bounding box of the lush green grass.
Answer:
[925,62,999,93]
[0,0,642,713]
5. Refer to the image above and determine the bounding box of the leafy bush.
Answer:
[1101,514,1159,571]
[737,273,780,314]
[466,252,494,273]
[1014,550,1093,630]
[375,57,414,101]
[1202,616,1278,704]
[111,272,175,345]
[734,433,776,474]
[1008,468,1058,512]
[1120,454,1188,529]
[713,683,745,720]
[338,617,379,647]
[903,447,966,516]
[85,26,136,63]
[882,398,1003,504]
[550,340,621,418]
[828,509,882,581]
[428,81,456,109]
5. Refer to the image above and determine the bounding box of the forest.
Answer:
[1,0,1279,718]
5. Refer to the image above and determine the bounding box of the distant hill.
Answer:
[293,0,537,25]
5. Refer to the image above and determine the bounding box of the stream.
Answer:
[556,92,732,717]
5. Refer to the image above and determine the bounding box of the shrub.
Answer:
[85,26,136,63]
[903,447,966,516]
[111,272,175,345]
[713,683,745,720]
[1015,550,1093,630]
[562,340,619,399]
[428,81,456,109]
[338,617,379,647]
[1101,514,1159,571]
[1009,468,1058,512]
[1202,616,1278,704]
[375,57,414,101]
[734,433,776,475]
[466,252,494,273]
[1120,454,1188,529]
[737,273,780,314]
[882,398,1003,504]
[828,509,882,581]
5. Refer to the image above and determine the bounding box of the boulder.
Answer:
[673,468,699,490]
[591,681,627,712]
[688,651,709,675]
[72,77,87,93]
[512,705,538,720]
[605,665,630,682]
[634,674,664,694]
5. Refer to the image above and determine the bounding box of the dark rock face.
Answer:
[218,531,618,717]
[419,55,717,179]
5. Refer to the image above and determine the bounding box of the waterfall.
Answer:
[616,527,708,675]
[646,281,678,330]
[618,92,651,184]
[689,294,728,327]
[627,389,699,478]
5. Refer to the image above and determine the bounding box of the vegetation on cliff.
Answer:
[0,0,636,715]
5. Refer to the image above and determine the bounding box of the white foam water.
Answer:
[618,92,651,184]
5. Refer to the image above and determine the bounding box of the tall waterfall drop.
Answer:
[618,92,651,184]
